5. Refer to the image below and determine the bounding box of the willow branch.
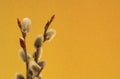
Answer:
[43,15,55,42]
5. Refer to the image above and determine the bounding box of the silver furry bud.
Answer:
[38,60,46,68]
[45,29,56,41]
[15,73,25,79]
[34,35,43,48]
[21,18,31,33]
[33,76,42,79]
[33,48,43,60]
[29,61,41,74]
[19,49,31,62]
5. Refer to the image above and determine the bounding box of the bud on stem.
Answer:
[19,37,26,49]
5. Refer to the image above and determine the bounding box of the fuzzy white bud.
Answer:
[15,73,25,79]
[34,35,43,48]
[21,18,31,33]
[45,29,56,41]
[33,76,42,79]
[38,60,46,68]
[29,61,41,75]
[19,49,31,62]
[33,47,43,60]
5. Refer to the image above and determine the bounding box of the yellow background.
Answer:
[0,0,120,79]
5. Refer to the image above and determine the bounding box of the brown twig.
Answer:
[43,15,55,42]
[21,34,29,79]
[18,19,29,79]
[34,48,40,63]
[23,48,29,79]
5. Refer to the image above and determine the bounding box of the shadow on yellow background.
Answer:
[0,0,120,79]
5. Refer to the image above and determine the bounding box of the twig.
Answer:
[22,34,29,79]
[17,15,55,79]
[43,15,55,42]
[23,48,29,79]
[34,48,40,63]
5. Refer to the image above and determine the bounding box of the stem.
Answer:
[22,33,29,79]
[22,32,26,40]
[34,48,40,63]
[36,67,44,77]
[24,48,29,79]
[43,15,55,42]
